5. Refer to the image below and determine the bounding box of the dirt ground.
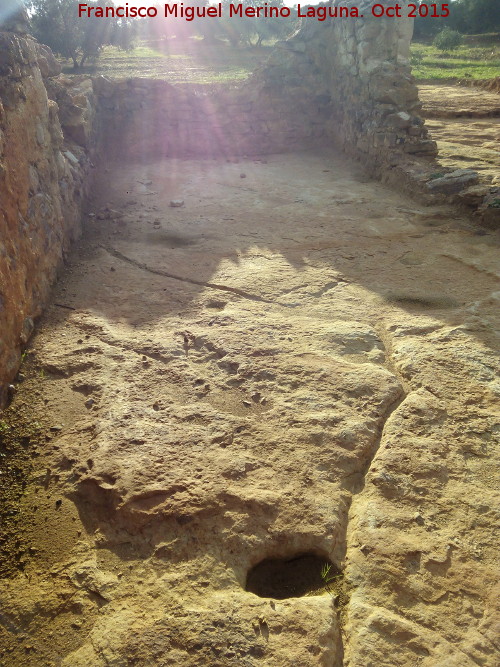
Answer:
[419,84,500,183]
[0,147,498,666]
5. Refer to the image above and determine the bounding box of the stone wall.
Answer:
[95,3,434,166]
[0,5,95,404]
[95,3,438,174]
[262,0,437,172]
[95,76,327,160]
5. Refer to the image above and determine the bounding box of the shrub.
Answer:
[433,28,463,52]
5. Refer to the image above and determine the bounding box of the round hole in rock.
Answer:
[245,553,340,600]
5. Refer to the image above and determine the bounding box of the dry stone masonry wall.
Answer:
[0,5,96,402]
[262,0,437,169]
[95,2,436,167]
[94,76,326,160]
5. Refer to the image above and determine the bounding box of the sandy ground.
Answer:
[0,151,499,666]
[419,84,500,183]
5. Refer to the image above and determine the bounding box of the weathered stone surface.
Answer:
[474,189,500,228]
[420,84,500,218]
[458,184,495,207]
[427,169,479,194]
[0,31,94,402]
[34,42,61,78]
[0,154,498,666]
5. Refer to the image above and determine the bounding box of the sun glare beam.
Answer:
[0,0,24,26]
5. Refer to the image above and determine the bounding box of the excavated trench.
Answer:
[1,5,499,665]
[0,147,499,666]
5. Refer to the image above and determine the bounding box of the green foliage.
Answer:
[220,0,291,47]
[28,0,126,68]
[414,0,500,39]
[453,0,500,35]
[127,1,294,48]
[433,28,463,52]
[320,563,341,596]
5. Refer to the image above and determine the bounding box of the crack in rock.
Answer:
[100,244,284,305]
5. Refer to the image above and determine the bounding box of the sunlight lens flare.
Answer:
[0,0,25,27]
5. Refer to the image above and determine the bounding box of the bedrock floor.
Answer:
[0,151,499,667]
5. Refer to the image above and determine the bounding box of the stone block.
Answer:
[426,169,479,193]
[385,111,412,129]
[35,43,61,78]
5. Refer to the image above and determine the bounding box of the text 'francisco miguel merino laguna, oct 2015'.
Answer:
[77,3,369,21]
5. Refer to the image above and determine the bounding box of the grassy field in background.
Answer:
[410,41,500,81]
[61,40,272,84]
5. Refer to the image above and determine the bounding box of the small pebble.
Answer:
[170,199,184,208]
[240,173,246,178]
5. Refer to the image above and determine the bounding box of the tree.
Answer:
[413,1,442,40]
[252,1,291,47]
[28,0,116,68]
[453,0,500,34]
[109,18,137,52]
[413,0,500,40]
[219,0,292,47]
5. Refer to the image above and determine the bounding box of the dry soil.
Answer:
[419,84,500,183]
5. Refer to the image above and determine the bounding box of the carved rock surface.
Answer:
[0,153,498,666]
